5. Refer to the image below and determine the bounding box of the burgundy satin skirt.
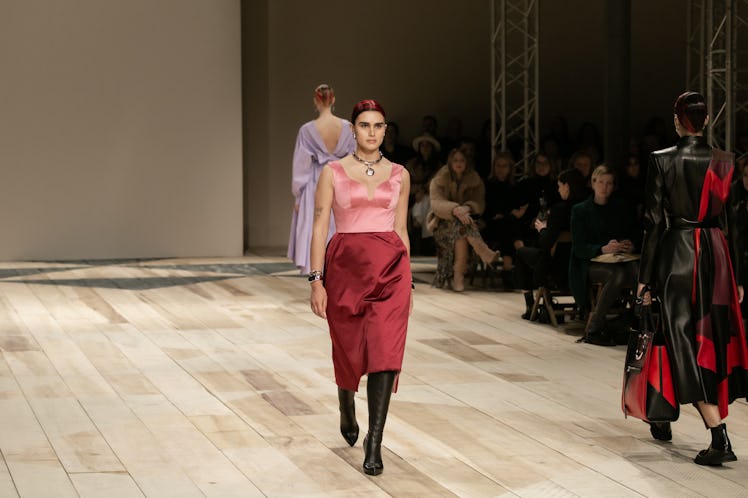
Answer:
[324,232,411,392]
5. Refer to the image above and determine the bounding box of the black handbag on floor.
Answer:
[621,295,679,422]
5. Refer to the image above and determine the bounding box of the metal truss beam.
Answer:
[490,0,539,175]
[687,0,748,154]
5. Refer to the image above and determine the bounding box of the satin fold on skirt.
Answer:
[324,232,411,392]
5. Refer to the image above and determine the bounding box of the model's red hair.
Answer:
[351,99,386,123]
[314,84,334,106]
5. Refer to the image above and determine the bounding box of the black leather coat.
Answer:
[639,135,748,411]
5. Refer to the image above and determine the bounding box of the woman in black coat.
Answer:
[516,168,587,318]
[637,92,748,466]
[481,151,523,271]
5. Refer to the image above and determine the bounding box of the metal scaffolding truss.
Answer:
[686,0,748,153]
[490,0,539,174]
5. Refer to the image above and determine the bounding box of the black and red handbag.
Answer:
[621,293,679,422]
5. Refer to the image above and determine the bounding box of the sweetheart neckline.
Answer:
[331,162,399,201]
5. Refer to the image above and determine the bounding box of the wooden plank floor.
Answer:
[0,255,746,497]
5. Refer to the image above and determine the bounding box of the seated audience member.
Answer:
[568,150,594,187]
[515,152,560,247]
[427,149,499,292]
[421,115,441,145]
[570,164,639,346]
[410,189,435,256]
[481,151,522,271]
[406,132,441,254]
[617,154,646,222]
[381,121,414,165]
[406,132,441,204]
[541,136,564,173]
[731,154,748,324]
[458,137,478,170]
[516,168,587,319]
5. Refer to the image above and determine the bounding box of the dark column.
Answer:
[604,0,631,172]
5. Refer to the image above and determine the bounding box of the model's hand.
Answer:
[637,282,652,306]
[310,282,327,319]
[739,285,744,303]
[294,202,300,213]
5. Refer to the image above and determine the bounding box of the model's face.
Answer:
[493,159,512,181]
[592,174,615,203]
[535,155,551,177]
[450,151,468,175]
[558,180,570,200]
[354,111,386,151]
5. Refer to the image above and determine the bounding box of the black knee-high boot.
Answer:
[694,423,737,466]
[338,387,358,446]
[363,371,396,476]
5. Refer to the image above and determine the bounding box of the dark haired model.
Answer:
[638,91,748,466]
[309,100,412,476]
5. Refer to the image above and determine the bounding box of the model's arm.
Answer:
[394,168,413,314]
[309,165,334,319]
[638,154,665,287]
[637,154,666,303]
[394,168,411,257]
[292,129,313,200]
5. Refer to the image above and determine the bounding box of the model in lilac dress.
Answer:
[288,120,355,273]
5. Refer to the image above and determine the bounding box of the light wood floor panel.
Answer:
[0,256,746,497]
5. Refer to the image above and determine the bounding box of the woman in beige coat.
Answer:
[428,148,499,291]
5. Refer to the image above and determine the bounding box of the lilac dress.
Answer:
[287,119,355,274]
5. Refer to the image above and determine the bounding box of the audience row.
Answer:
[412,140,748,347]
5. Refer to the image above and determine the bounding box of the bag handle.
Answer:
[635,285,655,333]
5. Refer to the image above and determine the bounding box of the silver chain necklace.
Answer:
[352,151,384,176]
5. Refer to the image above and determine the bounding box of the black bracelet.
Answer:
[308,270,323,283]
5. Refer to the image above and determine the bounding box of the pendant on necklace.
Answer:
[353,151,383,177]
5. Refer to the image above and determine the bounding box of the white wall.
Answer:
[0,0,243,260]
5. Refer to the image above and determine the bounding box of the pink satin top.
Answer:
[329,161,404,233]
